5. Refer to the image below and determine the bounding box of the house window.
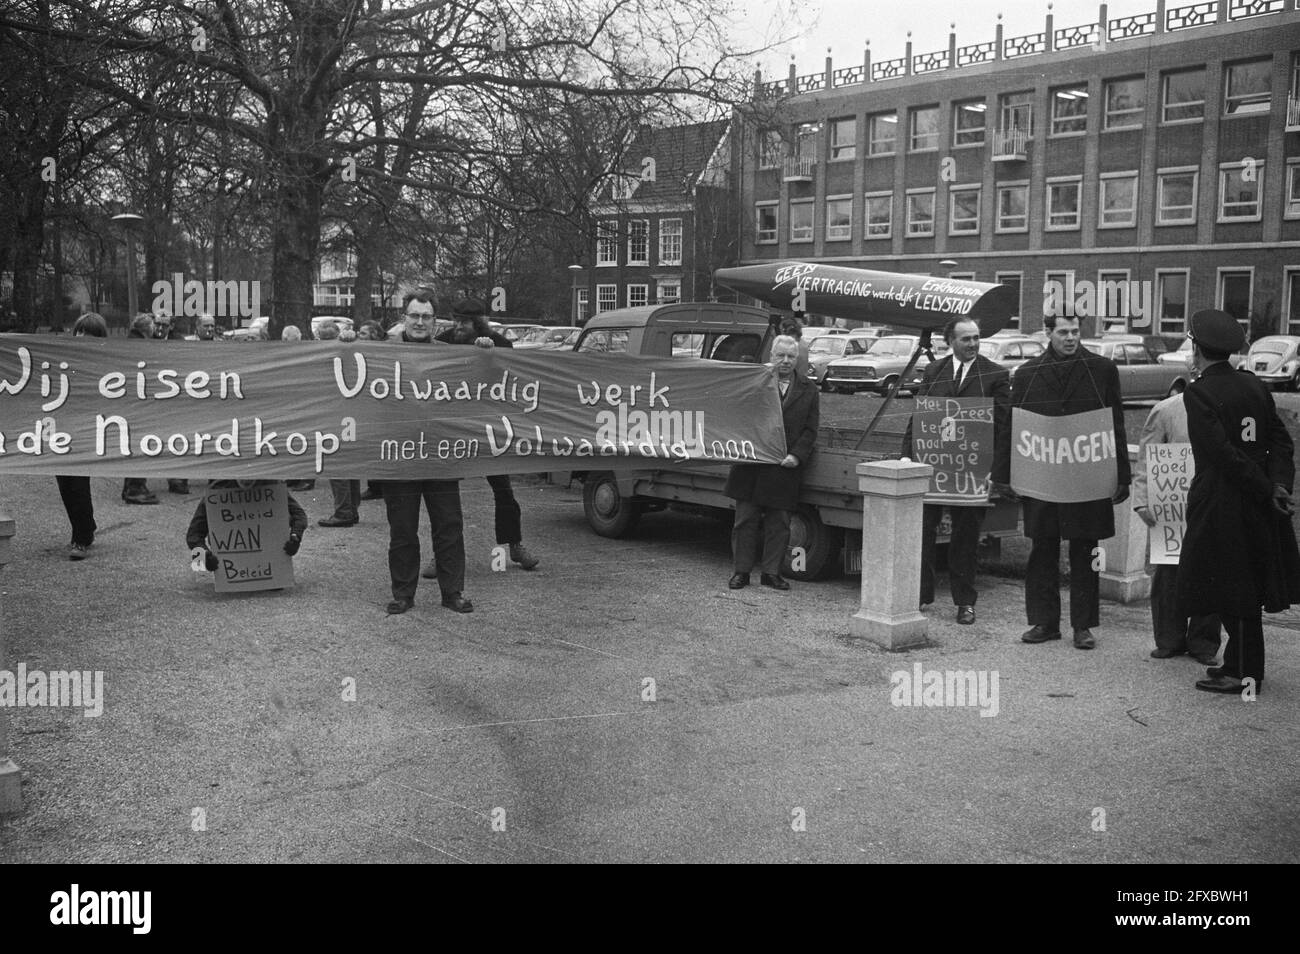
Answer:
[996,182,1029,232]
[1042,270,1074,319]
[1046,177,1081,230]
[948,186,980,235]
[1224,59,1271,115]
[1217,269,1253,330]
[906,189,935,237]
[790,200,814,242]
[627,284,648,308]
[627,220,649,265]
[868,112,897,155]
[1162,69,1205,122]
[595,284,618,313]
[758,129,783,168]
[1285,268,1300,335]
[1096,269,1133,331]
[1051,84,1088,135]
[576,288,589,324]
[826,197,853,241]
[1104,76,1145,129]
[1155,270,1189,335]
[995,271,1022,329]
[1156,168,1198,225]
[999,90,1033,135]
[1099,173,1138,228]
[865,192,892,239]
[596,221,618,265]
[1286,160,1300,219]
[756,203,778,243]
[830,117,857,160]
[1218,162,1263,222]
[657,280,680,305]
[909,105,939,151]
[794,122,819,160]
[953,99,986,146]
[659,218,682,265]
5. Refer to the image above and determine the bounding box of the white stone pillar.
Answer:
[0,508,21,814]
[851,460,933,650]
[1099,445,1151,603]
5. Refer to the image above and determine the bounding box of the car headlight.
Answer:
[863,366,877,377]
[1282,360,1299,374]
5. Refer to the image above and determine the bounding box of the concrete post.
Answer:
[905,34,913,76]
[864,41,872,84]
[825,48,833,89]
[1155,0,1166,34]
[0,508,21,814]
[1099,446,1151,603]
[995,14,1004,61]
[1045,6,1055,52]
[947,25,956,69]
[851,460,933,650]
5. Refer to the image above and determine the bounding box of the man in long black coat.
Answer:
[1177,309,1299,694]
[992,314,1129,649]
[725,336,819,591]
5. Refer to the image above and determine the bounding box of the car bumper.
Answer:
[1253,372,1294,387]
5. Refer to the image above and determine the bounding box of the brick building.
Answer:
[581,120,738,322]
[738,1,1300,339]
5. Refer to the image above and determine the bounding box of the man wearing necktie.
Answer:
[905,317,1011,624]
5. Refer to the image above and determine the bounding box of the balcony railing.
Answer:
[1288,95,1300,131]
[782,156,815,181]
[991,128,1029,161]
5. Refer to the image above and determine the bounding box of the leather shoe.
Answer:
[386,597,414,615]
[421,559,437,580]
[1021,625,1061,644]
[760,573,790,591]
[317,515,357,527]
[441,593,474,613]
[956,605,976,625]
[122,490,159,505]
[1150,648,1186,659]
[1073,628,1096,650]
[1195,675,1251,694]
[1205,664,1226,677]
[360,487,382,500]
[728,573,749,590]
[1192,653,1218,666]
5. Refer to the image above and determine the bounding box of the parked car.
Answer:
[1244,335,1300,390]
[311,315,353,339]
[501,323,544,342]
[978,335,1045,376]
[807,333,874,389]
[513,325,581,349]
[822,334,939,395]
[1080,338,1191,400]
[1157,336,1246,370]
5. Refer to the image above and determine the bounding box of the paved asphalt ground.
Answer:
[1,394,1298,864]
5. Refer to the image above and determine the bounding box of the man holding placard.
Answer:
[993,314,1129,650]
[905,318,1010,624]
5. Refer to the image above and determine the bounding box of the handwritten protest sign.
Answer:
[1010,407,1118,503]
[0,340,787,478]
[1146,442,1193,565]
[204,484,294,593]
[910,397,994,506]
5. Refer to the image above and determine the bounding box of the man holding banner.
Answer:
[993,314,1129,650]
[905,317,1010,624]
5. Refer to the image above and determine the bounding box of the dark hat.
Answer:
[452,298,486,319]
[1189,309,1244,353]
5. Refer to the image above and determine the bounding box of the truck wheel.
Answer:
[782,506,843,581]
[1166,379,1186,398]
[583,472,641,537]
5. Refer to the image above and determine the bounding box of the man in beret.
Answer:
[1177,309,1299,694]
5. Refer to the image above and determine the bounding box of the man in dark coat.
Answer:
[121,314,161,504]
[724,335,819,591]
[992,314,1129,649]
[904,317,1011,624]
[1176,309,1299,694]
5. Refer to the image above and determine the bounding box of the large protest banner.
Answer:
[201,483,295,592]
[909,396,994,506]
[0,338,787,478]
[1146,442,1193,565]
[1010,407,1119,503]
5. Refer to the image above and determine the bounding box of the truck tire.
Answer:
[583,471,641,537]
[782,505,843,581]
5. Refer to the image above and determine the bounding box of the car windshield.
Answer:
[1250,341,1290,356]
[808,337,845,355]
[1082,341,1104,355]
[978,341,999,357]
[868,338,915,357]
[518,327,556,343]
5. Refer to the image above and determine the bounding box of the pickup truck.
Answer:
[570,301,1020,580]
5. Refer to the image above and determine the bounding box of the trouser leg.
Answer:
[946,506,984,607]
[487,473,522,545]
[731,500,763,574]
[424,480,466,597]
[56,476,96,545]
[1150,564,1185,652]
[1067,538,1100,630]
[1186,613,1224,660]
[1218,613,1264,684]
[329,479,359,522]
[919,504,941,605]
[760,508,792,576]
[384,481,423,601]
[1025,536,1061,628]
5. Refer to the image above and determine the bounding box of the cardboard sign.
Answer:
[1145,442,1193,565]
[910,397,995,506]
[203,484,294,592]
[1010,407,1119,503]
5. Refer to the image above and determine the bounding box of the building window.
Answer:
[627,220,649,265]
[996,182,1029,232]
[999,90,1033,135]
[826,197,853,241]
[868,112,897,155]
[659,218,682,265]
[1217,269,1253,330]
[794,122,819,160]
[1046,177,1081,230]
[947,271,976,281]
[596,221,618,266]
[576,288,589,324]
[758,129,783,168]
[1042,270,1074,320]
[756,203,778,243]
[1286,160,1300,219]
[1096,269,1133,331]
[790,200,814,242]
[657,280,680,305]
[906,189,935,237]
[1099,173,1138,228]
[1104,76,1145,130]
[1224,59,1271,115]
[1155,270,1189,335]
[1285,269,1300,336]
[1162,68,1205,123]
[909,105,939,151]
[948,186,980,235]
[1156,168,1198,225]
[1218,162,1263,222]
[627,284,648,308]
[953,99,986,146]
[995,271,1022,329]
[595,284,618,313]
[830,117,857,160]
[1050,84,1088,135]
[865,192,892,238]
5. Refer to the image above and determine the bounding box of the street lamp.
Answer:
[111,213,145,320]
[568,264,584,325]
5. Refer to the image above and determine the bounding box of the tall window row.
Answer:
[592,281,682,314]
[596,218,684,267]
